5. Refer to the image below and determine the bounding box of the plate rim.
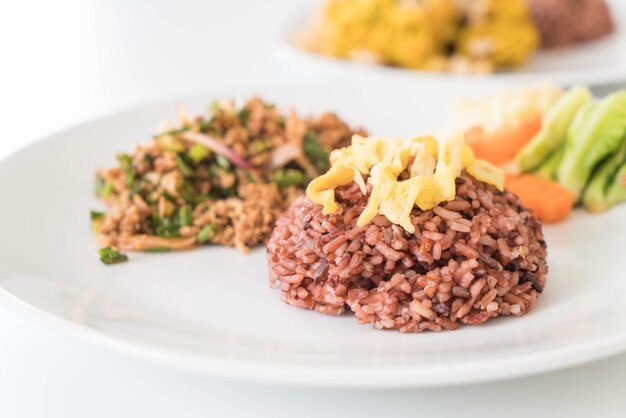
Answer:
[275,42,626,87]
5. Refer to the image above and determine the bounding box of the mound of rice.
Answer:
[267,173,547,332]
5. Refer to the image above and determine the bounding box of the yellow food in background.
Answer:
[456,0,539,68]
[306,135,504,233]
[300,0,539,72]
[304,0,456,69]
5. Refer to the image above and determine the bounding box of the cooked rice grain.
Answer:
[267,173,548,332]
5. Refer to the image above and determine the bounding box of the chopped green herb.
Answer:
[126,171,137,188]
[193,194,210,204]
[273,169,306,189]
[176,153,194,177]
[161,191,178,203]
[210,101,222,113]
[303,131,330,173]
[151,211,160,226]
[155,217,180,238]
[209,185,237,199]
[90,211,105,234]
[156,134,186,152]
[250,138,270,154]
[142,247,172,253]
[237,108,251,124]
[153,127,190,138]
[178,181,198,204]
[116,154,137,188]
[178,206,192,227]
[188,143,210,163]
[209,163,220,178]
[94,177,105,196]
[197,224,218,244]
[116,153,133,168]
[98,246,128,265]
[215,154,231,169]
[199,117,214,132]
[129,177,145,195]
[224,186,237,197]
[146,191,159,204]
[245,171,256,183]
[97,179,114,199]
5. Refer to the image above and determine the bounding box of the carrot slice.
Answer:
[505,173,574,223]
[465,111,542,166]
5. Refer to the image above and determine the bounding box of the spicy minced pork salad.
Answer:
[91,97,365,263]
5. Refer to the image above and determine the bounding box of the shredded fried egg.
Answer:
[306,135,504,233]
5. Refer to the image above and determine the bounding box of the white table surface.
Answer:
[1,1,625,416]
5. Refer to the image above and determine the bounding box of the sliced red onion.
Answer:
[181,131,255,170]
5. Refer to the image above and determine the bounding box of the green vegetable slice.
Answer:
[237,108,251,124]
[98,247,128,265]
[142,247,172,253]
[188,144,209,163]
[199,117,214,132]
[273,169,306,189]
[177,181,197,204]
[117,153,136,187]
[90,211,105,233]
[116,153,132,168]
[178,206,192,227]
[583,140,626,212]
[210,101,222,113]
[96,178,114,199]
[197,224,218,244]
[155,217,180,238]
[215,154,232,170]
[516,86,591,172]
[303,131,330,173]
[176,153,194,177]
[153,127,190,138]
[250,138,270,154]
[605,162,626,208]
[559,90,626,199]
[534,147,564,181]
[156,134,186,152]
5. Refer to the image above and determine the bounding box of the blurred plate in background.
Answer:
[276,0,626,87]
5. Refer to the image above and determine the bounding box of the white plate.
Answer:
[1,80,625,389]
[276,0,626,86]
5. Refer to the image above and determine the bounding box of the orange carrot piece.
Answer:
[465,111,542,166]
[505,173,574,223]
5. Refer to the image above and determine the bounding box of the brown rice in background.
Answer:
[267,173,548,332]
[523,0,614,48]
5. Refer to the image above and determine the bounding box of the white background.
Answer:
[1,1,625,416]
